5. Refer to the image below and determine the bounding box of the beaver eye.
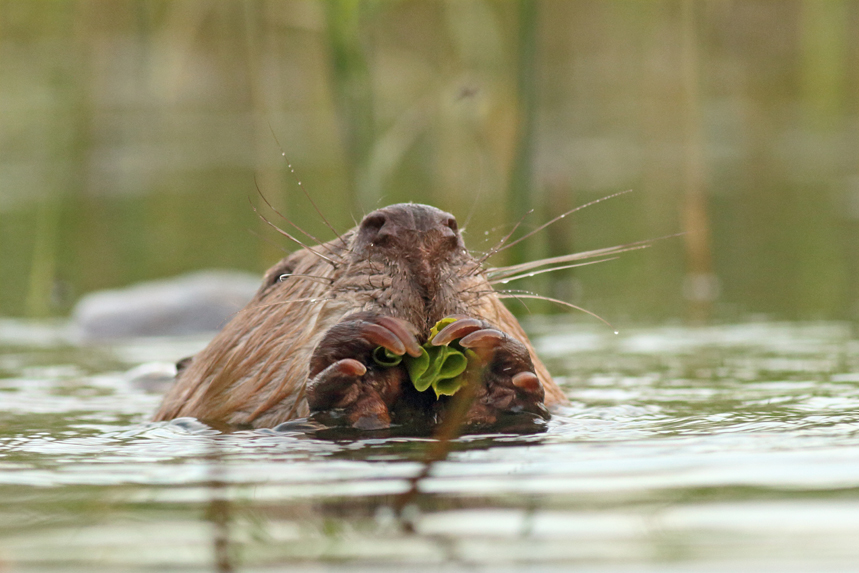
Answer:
[267,262,295,287]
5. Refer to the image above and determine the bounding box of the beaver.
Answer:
[153,203,566,431]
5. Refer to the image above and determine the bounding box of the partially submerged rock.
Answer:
[72,270,260,341]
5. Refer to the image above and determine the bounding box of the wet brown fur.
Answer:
[154,204,565,428]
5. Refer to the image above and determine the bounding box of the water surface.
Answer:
[2,318,859,572]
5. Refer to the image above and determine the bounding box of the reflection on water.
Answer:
[2,318,859,571]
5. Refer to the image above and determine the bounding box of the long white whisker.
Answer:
[475,208,534,266]
[489,190,633,258]
[276,273,335,286]
[253,177,340,258]
[247,297,334,312]
[489,244,646,277]
[498,292,615,330]
[489,257,619,285]
[250,201,339,266]
[488,233,683,278]
[268,124,349,249]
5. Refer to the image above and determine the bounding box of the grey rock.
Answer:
[72,269,260,340]
[123,361,178,393]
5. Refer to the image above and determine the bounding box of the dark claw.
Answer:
[511,371,542,394]
[432,318,484,346]
[377,316,422,357]
[362,322,407,355]
[332,358,367,377]
[306,359,366,410]
[459,328,506,348]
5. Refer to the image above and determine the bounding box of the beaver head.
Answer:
[332,203,481,336]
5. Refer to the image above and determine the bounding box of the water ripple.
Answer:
[3,320,859,569]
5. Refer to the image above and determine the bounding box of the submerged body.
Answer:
[154,203,565,430]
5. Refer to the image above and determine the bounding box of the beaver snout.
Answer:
[356,203,463,257]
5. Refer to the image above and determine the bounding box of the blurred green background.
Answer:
[1,0,858,324]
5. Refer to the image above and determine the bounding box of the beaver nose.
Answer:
[358,205,462,254]
[359,212,396,247]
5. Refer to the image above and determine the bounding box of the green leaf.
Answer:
[372,316,471,398]
[404,347,431,391]
[427,316,459,343]
[433,376,464,397]
[372,346,403,367]
[429,347,468,397]
[407,345,469,395]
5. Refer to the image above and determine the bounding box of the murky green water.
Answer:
[2,318,859,572]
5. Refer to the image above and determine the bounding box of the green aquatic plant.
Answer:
[372,317,474,398]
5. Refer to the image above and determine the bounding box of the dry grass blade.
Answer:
[392,366,482,528]
[460,151,486,233]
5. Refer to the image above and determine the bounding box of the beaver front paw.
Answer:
[306,312,421,430]
[432,317,549,429]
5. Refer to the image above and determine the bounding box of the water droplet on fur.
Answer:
[614,330,619,335]
[298,182,302,185]
[278,274,290,282]
[281,152,286,156]
[500,279,510,284]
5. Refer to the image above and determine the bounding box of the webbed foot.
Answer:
[432,317,549,428]
[306,312,421,430]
